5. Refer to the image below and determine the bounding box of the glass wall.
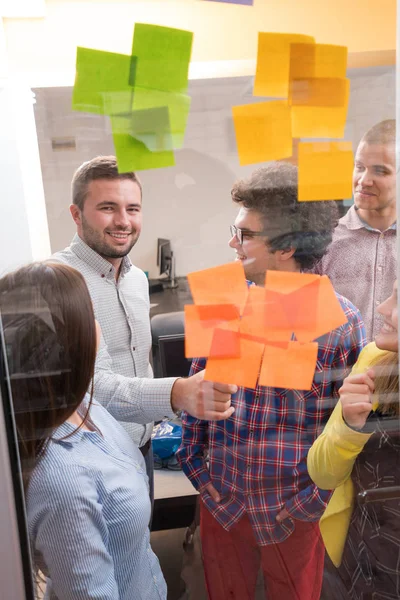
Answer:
[0,2,398,599]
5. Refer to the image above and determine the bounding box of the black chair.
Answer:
[151,311,186,378]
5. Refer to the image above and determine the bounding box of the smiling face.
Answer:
[376,281,398,352]
[353,142,396,212]
[228,207,282,285]
[70,178,142,266]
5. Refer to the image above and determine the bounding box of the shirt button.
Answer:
[101,274,105,278]
[132,346,136,351]
[247,464,251,470]
[249,429,255,435]
[376,300,380,305]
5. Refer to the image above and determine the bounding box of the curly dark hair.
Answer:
[231,162,339,270]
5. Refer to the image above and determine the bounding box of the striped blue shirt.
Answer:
[26,398,167,600]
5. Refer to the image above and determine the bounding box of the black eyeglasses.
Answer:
[230,224,269,246]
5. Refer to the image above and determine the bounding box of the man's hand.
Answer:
[203,482,221,503]
[339,370,375,430]
[171,370,237,421]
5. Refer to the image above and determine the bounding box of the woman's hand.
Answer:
[339,370,375,430]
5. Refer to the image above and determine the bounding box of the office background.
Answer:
[33,65,395,278]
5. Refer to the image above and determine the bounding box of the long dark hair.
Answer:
[0,262,97,488]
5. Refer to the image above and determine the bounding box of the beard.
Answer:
[81,215,139,259]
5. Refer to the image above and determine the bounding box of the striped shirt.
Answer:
[53,235,177,447]
[177,293,366,546]
[315,206,397,342]
[27,399,167,600]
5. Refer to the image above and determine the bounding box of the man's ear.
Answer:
[278,246,296,263]
[70,204,82,226]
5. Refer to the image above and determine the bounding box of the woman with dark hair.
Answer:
[0,262,166,600]
[308,281,399,599]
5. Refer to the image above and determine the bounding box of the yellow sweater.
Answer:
[307,342,389,567]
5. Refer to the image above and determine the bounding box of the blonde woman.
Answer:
[308,281,399,598]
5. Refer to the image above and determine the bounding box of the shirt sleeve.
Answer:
[176,358,211,492]
[93,333,177,424]
[307,400,373,491]
[285,481,333,521]
[29,466,121,600]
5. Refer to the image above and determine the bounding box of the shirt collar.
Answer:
[51,400,101,447]
[51,420,87,446]
[341,205,397,232]
[70,234,133,280]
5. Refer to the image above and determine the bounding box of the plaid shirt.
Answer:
[177,293,366,546]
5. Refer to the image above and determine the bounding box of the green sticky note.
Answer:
[131,23,193,93]
[112,106,173,152]
[72,47,136,115]
[111,118,175,173]
[132,88,190,149]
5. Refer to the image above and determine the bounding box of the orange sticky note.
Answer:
[264,271,347,342]
[289,43,348,80]
[196,304,241,324]
[209,327,241,359]
[205,337,265,389]
[240,286,290,342]
[298,141,353,201]
[254,33,315,98]
[281,279,319,342]
[312,275,348,339]
[291,78,350,138]
[187,262,248,313]
[232,101,292,165]
[290,78,349,107]
[184,304,240,358]
[265,271,321,294]
[262,289,294,342]
[259,341,318,390]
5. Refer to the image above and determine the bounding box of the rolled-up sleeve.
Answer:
[94,335,177,424]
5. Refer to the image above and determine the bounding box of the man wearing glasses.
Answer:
[177,162,366,600]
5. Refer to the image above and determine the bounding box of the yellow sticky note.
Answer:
[232,101,292,165]
[254,33,315,98]
[290,78,349,107]
[291,79,350,138]
[289,43,348,80]
[298,141,353,201]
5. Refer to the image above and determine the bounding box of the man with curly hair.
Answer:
[177,162,366,600]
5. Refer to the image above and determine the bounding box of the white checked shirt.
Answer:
[53,234,177,447]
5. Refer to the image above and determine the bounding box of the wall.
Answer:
[3,0,396,84]
[33,65,395,277]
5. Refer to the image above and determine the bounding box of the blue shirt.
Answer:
[27,399,167,600]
